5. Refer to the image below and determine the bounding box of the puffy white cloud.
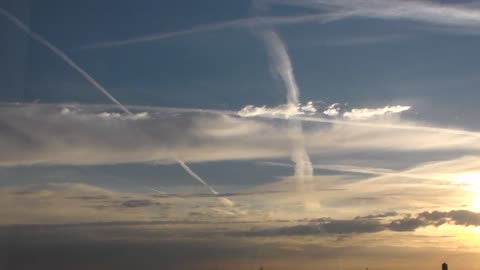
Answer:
[96,111,150,120]
[342,105,411,120]
[237,101,316,118]
[321,103,410,120]
[323,103,340,117]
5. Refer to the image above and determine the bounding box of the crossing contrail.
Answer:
[0,8,226,203]
[264,114,480,139]
[260,29,314,184]
[0,7,131,115]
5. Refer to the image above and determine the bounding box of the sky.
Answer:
[2,0,480,269]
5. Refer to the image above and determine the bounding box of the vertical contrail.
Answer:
[0,8,227,203]
[261,30,300,105]
[260,29,314,184]
[0,8,131,115]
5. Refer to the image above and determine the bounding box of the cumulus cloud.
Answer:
[237,102,316,118]
[61,106,150,120]
[96,111,150,120]
[321,103,411,120]
[323,103,340,117]
[342,105,411,120]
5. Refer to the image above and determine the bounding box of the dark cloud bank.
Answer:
[234,210,480,237]
[2,210,480,270]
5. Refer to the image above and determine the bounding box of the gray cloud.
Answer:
[419,210,480,226]
[151,190,287,199]
[388,216,429,232]
[356,211,399,219]
[234,210,480,237]
[1,222,476,270]
[234,218,384,236]
[66,195,111,201]
[121,200,154,208]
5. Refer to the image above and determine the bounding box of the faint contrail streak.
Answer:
[0,8,131,115]
[77,11,353,50]
[0,8,227,202]
[175,159,235,206]
[260,29,313,184]
[263,114,480,139]
[262,161,451,183]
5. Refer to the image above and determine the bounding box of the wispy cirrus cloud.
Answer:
[0,182,250,225]
[75,0,480,52]
[76,11,350,50]
[283,0,480,28]
[2,103,480,167]
[0,103,289,166]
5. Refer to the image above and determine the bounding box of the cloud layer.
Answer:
[2,103,480,167]
[235,210,480,237]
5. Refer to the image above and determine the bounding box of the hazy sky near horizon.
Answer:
[2,0,480,269]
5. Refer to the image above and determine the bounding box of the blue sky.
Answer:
[4,0,480,125]
[3,0,480,269]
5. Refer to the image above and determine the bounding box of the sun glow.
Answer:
[475,195,480,209]
[453,173,480,191]
[451,173,480,209]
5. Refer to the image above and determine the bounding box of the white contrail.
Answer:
[77,11,352,50]
[78,0,480,51]
[0,8,228,203]
[263,161,450,183]
[264,114,480,139]
[260,29,314,183]
[261,30,300,105]
[0,8,132,115]
[175,158,219,195]
[175,159,235,206]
